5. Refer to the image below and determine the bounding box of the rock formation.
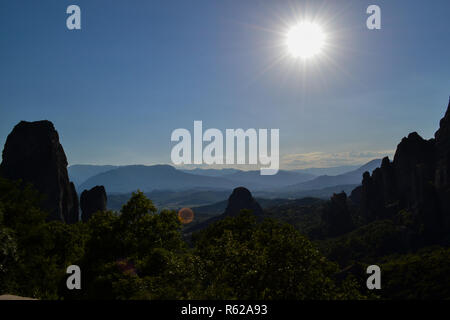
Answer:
[80,185,107,222]
[224,187,263,217]
[0,120,79,223]
[350,98,450,241]
[435,100,450,223]
[321,192,354,237]
[186,187,263,233]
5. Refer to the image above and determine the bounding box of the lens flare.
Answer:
[178,207,194,224]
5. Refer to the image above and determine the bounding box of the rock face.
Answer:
[0,120,79,223]
[350,98,450,241]
[321,192,354,237]
[224,187,263,217]
[435,100,450,221]
[80,186,107,222]
[186,187,263,233]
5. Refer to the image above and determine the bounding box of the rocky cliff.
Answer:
[80,185,107,222]
[223,187,263,217]
[186,187,263,233]
[350,98,450,241]
[321,192,354,237]
[0,120,79,223]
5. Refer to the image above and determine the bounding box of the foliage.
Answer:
[319,220,413,267]
[262,201,324,239]
[0,204,18,276]
[0,177,84,299]
[381,247,450,299]
[1,177,450,300]
[192,212,362,299]
[78,190,189,299]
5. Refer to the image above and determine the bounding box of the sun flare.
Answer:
[286,22,326,59]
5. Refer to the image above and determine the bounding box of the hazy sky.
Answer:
[1,0,449,169]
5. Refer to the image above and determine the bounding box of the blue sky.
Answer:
[1,0,449,169]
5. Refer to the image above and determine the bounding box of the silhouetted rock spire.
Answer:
[80,185,107,222]
[351,99,450,240]
[185,187,263,233]
[434,97,450,222]
[322,192,354,237]
[0,120,79,223]
[224,187,263,217]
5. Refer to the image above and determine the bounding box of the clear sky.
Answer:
[1,0,449,169]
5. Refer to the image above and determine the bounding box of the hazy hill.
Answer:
[183,166,361,177]
[175,168,316,189]
[224,170,315,190]
[293,164,360,176]
[69,164,375,194]
[257,184,359,200]
[279,159,382,194]
[79,165,240,193]
[68,164,119,187]
[73,161,380,201]
[180,168,241,177]
[77,165,318,194]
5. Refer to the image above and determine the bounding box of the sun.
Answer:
[286,22,326,59]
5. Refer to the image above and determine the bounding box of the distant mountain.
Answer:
[224,170,316,190]
[184,166,361,177]
[293,164,361,176]
[182,168,316,189]
[253,184,359,200]
[79,165,238,193]
[79,164,320,195]
[279,159,382,195]
[69,164,119,187]
[180,168,241,177]
[74,161,379,200]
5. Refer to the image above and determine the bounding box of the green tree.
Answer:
[0,177,72,299]
[81,191,189,299]
[193,212,362,299]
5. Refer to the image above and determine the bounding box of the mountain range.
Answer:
[69,160,383,211]
[68,165,119,186]
[78,165,238,193]
[71,160,381,194]
[292,165,361,176]
[276,159,382,195]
